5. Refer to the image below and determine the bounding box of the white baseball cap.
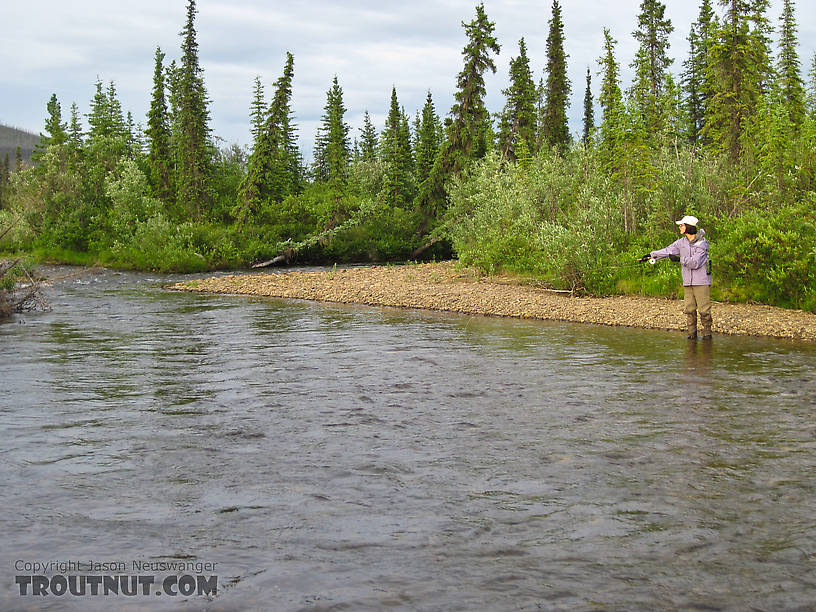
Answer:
[676,215,699,226]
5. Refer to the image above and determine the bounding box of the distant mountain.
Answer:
[0,124,40,165]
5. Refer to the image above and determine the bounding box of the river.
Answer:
[1,266,815,611]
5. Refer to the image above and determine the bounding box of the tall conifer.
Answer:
[683,24,706,143]
[313,76,351,185]
[628,47,653,135]
[630,0,673,135]
[447,3,500,165]
[32,94,68,164]
[249,76,266,145]
[43,94,68,146]
[358,112,378,162]
[381,87,415,207]
[777,0,805,127]
[67,103,84,152]
[705,0,767,160]
[632,0,674,97]
[106,82,126,138]
[497,38,538,160]
[175,0,213,219]
[415,92,441,187]
[87,80,113,142]
[582,68,594,146]
[542,0,571,149]
[598,29,625,162]
[419,2,500,221]
[239,52,301,220]
[751,0,775,95]
[683,0,716,144]
[146,47,173,201]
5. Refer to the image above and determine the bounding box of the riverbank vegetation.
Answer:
[1,0,814,311]
[0,257,49,318]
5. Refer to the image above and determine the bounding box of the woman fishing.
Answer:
[640,215,712,340]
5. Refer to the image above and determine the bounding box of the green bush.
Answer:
[444,150,629,293]
[107,214,207,272]
[0,210,35,250]
[445,152,546,276]
[714,199,816,311]
[102,158,161,243]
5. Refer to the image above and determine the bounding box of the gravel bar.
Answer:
[167,261,816,341]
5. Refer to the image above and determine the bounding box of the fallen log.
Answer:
[252,251,292,269]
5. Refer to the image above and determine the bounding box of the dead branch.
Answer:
[0,259,51,317]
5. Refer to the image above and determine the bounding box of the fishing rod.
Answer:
[571,259,672,275]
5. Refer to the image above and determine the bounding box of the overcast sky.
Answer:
[3,0,815,161]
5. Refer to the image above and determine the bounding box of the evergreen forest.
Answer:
[1,0,815,311]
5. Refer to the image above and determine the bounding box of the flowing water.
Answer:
[1,266,815,611]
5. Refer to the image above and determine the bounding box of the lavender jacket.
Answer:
[651,229,712,286]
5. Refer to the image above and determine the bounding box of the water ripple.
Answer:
[1,267,815,610]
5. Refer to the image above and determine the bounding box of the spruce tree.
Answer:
[34,94,68,160]
[705,0,767,160]
[106,82,127,138]
[661,72,686,144]
[87,79,113,142]
[628,47,653,135]
[67,103,84,152]
[175,0,213,219]
[399,113,413,166]
[598,29,625,162]
[542,0,571,149]
[777,0,805,127]
[419,2,500,220]
[682,0,716,144]
[125,111,141,156]
[239,52,301,220]
[312,76,350,186]
[632,0,674,97]
[412,111,421,159]
[750,0,775,95]
[582,68,594,145]
[249,76,266,145]
[269,52,302,198]
[166,60,180,130]
[358,111,378,162]
[415,92,442,188]
[381,87,415,207]
[448,3,500,163]
[682,24,706,144]
[535,77,546,150]
[32,94,68,168]
[146,46,173,201]
[46,94,68,146]
[497,38,538,160]
[629,0,673,138]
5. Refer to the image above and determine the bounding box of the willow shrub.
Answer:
[714,198,816,311]
[444,150,632,293]
[445,152,547,276]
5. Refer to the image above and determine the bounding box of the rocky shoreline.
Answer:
[167,261,816,341]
